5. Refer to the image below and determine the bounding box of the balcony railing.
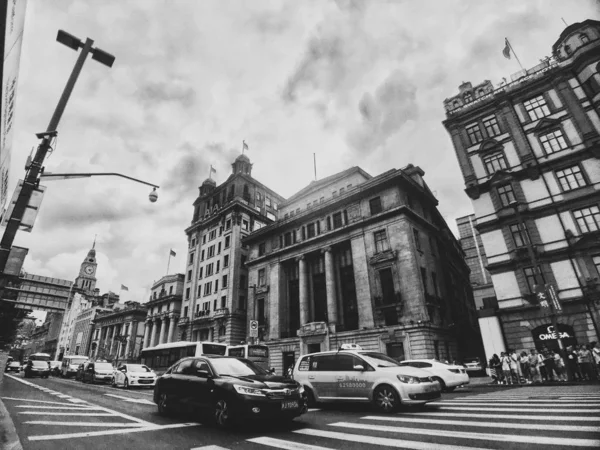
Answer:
[213,308,230,318]
[374,292,402,307]
[194,310,211,320]
[178,317,190,326]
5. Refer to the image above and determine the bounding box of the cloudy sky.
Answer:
[7,0,598,312]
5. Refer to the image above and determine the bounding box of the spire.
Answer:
[92,234,97,249]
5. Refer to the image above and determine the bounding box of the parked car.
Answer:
[61,356,89,378]
[23,360,50,378]
[462,357,485,376]
[154,355,307,428]
[5,361,21,373]
[292,344,441,413]
[398,359,469,392]
[81,361,114,384]
[112,364,157,389]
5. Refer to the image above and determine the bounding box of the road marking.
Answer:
[15,406,96,410]
[329,421,600,448]
[104,393,155,405]
[433,406,600,413]
[294,428,493,450]
[1,397,88,406]
[307,408,321,412]
[249,436,334,449]
[442,399,600,403]
[403,411,600,421]
[19,412,115,416]
[25,421,147,427]
[29,422,201,441]
[430,401,600,407]
[190,446,231,450]
[361,415,600,432]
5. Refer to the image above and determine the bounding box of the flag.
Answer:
[120,284,129,291]
[243,140,249,151]
[210,165,217,174]
[169,249,176,257]
[502,38,511,59]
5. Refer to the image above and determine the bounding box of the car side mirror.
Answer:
[196,369,210,378]
[353,365,365,371]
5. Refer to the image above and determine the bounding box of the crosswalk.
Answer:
[235,387,600,450]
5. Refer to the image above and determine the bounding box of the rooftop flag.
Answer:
[120,284,129,291]
[502,38,511,59]
[169,249,176,257]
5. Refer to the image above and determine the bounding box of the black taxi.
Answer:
[153,355,307,427]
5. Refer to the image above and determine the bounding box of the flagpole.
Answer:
[166,253,171,275]
[313,153,317,181]
[242,140,245,155]
[506,38,524,70]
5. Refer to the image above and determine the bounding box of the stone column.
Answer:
[167,317,176,343]
[124,321,132,357]
[109,326,116,355]
[149,319,158,348]
[159,318,167,345]
[143,320,151,349]
[298,255,309,325]
[323,247,338,330]
[350,235,375,328]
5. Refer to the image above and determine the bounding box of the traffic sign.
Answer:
[249,320,258,337]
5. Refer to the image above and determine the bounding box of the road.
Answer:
[1,372,599,450]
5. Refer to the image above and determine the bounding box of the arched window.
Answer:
[564,44,572,55]
[453,100,459,108]
[580,34,589,44]
[478,89,485,98]
[464,92,473,104]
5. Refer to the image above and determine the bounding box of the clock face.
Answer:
[84,265,95,275]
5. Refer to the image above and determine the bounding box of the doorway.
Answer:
[307,343,321,354]
[282,351,295,377]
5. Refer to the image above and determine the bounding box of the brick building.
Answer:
[244,165,481,375]
[443,20,600,358]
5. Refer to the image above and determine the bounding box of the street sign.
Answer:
[546,283,562,312]
[249,320,258,337]
[534,284,549,308]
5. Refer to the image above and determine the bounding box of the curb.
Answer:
[0,353,24,450]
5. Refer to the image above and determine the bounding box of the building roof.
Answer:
[151,273,184,290]
[552,19,600,54]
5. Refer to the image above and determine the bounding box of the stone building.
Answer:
[143,274,184,348]
[42,312,63,357]
[70,306,109,356]
[244,165,480,375]
[91,301,147,363]
[443,20,600,358]
[181,154,285,345]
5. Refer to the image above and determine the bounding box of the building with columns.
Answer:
[143,274,184,349]
[70,306,110,356]
[91,301,147,363]
[443,20,600,359]
[244,165,481,375]
[181,154,285,345]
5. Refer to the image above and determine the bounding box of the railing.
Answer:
[213,308,229,318]
[177,317,189,326]
[194,310,211,319]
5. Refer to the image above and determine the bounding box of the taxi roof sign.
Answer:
[339,343,363,351]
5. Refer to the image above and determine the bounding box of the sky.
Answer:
[6,0,599,317]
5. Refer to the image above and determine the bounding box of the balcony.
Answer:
[178,317,190,326]
[213,308,230,319]
[193,310,212,322]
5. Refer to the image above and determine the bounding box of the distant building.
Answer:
[70,306,109,356]
[443,20,600,358]
[244,165,481,374]
[143,274,184,349]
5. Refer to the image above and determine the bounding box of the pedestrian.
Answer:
[566,345,581,381]
[538,350,548,381]
[509,350,523,384]
[500,352,512,385]
[579,344,596,381]
[553,349,567,381]
[488,354,500,384]
[520,351,531,383]
[529,348,541,383]
[592,342,600,377]
[542,350,556,382]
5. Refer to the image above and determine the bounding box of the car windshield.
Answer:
[9,362,20,367]
[70,359,87,365]
[127,365,151,372]
[95,363,113,370]
[361,352,401,367]
[31,361,48,367]
[210,358,268,377]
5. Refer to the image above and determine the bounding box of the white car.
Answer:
[399,359,469,392]
[112,363,157,389]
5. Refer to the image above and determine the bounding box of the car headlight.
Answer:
[233,384,265,397]
[298,385,305,394]
[397,375,421,384]
[129,375,138,379]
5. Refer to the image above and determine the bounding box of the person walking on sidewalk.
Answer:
[520,351,531,383]
[542,350,556,382]
[592,342,600,378]
[489,354,501,384]
[509,350,523,384]
[529,348,542,383]
[553,349,567,381]
[500,352,513,385]
[579,344,596,381]
[566,345,582,381]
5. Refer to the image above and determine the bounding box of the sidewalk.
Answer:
[467,374,600,388]
[0,351,23,450]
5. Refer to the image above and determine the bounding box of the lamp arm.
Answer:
[40,172,159,189]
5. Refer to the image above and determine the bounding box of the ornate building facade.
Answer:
[244,165,480,375]
[143,274,184,348]
[181,154,285,345]
[443,20,600,358]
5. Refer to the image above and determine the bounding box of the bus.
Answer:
[140,341,227,375]
[227,344,269,370]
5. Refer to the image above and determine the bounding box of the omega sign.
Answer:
[532,323,577,350]
[538,325,570,340]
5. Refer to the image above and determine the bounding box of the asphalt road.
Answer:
[1,371,599,450]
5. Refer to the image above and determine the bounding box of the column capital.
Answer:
[296,254,305,262]
[321,246,332,254]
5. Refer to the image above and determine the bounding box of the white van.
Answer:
[60,355,89,378]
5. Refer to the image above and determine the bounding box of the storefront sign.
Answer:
[532,323,577,351]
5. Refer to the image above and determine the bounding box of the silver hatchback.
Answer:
[292,346,441,413]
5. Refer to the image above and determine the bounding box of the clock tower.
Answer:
[75,240,98,293]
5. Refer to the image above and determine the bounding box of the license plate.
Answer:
[104,377,111,380]
[423,385,439,393]
[281,400,299,410]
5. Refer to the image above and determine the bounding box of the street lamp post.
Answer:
[0,30,115,276]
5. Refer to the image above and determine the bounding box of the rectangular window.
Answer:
[198,267,203,279]
[497,184,516,207]
[266,196,272,207]
[339,187,345,195]
[482,115,501,137]
[240,275,247,288]
[465,122,483,145]
[258,242,266,256]
[374,230,389,253]
[225,236,231,248]
[524,95,551,120]
[185,287,190,300]
[510,223,530,247]
[242,220,249,231]
[369,197,383,215]
[187,270,192,281]
[379,268,395,304]
[284,232,292,246]
[206,263,214,276]
[208,245,215,258]
[257,298,265,325]
[189,253,194,265]
[222,275,228,288]
[226,219,231,230]
[217,242,222,254]
[221,296,226,309]
[332,212,343,229]
[214,279,219,291]
[213,299,217,311]
[204,283,212,295]
[201,250,205,261]
[573,206,600,233]
[556,165,586,191]
[540,129,568,154]
[306,223,316,239]
[203,235,207,244]
[216,261,220,273]
[191,238,196,248]
[524,266,544,293]
[197,284,202,297]
[258,268,266,286]
[223,255,229,267]
[483,151,508,174]
[413,229,421,251]
[209,229,217,240]
[420,267,428,294]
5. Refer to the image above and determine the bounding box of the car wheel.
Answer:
[304,387,317,408]
[157,392,171,416]
[446,386,456,392]
[373,384,400,413]
[433,377,447,392]
[214,398,232,428]
[111,377,117,387]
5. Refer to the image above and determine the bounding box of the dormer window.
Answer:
[453,100,459,108]
[464,92,473,104]
[564,44,572,55]
[580,33,589,44]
